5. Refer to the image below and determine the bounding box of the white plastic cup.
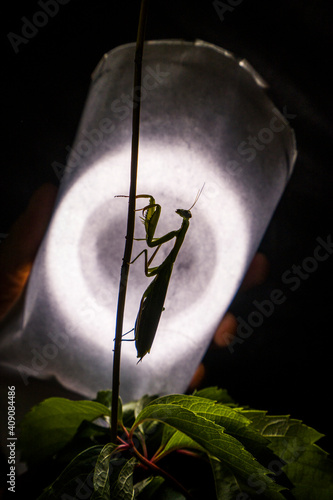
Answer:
[0,40,296,401]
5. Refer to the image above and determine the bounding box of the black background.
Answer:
[1,0,333,454]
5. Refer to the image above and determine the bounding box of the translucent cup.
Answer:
[0,40,296,401]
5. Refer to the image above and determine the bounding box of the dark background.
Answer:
[1,0,332,454]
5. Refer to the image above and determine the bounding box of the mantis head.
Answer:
[176,208,192,220]
[175,184,205,221]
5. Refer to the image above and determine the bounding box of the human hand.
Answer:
[0,183,58,321]
[188,252,269,390]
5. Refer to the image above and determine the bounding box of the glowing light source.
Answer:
[0,40,296,401]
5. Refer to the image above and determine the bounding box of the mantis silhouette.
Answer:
[119,188,203,361]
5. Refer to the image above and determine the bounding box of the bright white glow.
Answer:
[0,40,296,401]
[35,139,250,398]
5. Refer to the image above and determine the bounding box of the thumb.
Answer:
[0,183,58,320]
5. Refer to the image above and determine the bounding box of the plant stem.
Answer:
[130,441,193,499]
[111,0,150,443]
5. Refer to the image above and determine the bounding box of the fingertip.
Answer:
[4,183,58,264]
[213,312,238,347]
[0,183,58,320]
[188,363,205,392]
[240,252,270,291]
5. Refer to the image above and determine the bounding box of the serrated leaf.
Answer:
[37,445,102,499]
[132,400,282,494]
[19,398,110,466]
[111,456,138,499]
[149,395,269,452]
[243,411,321,443]
[194,387,235,405]
[209,457,284,500]
[93,442,118,499]
[243,410,333,497]
[285,448,333,499]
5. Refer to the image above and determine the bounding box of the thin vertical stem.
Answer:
[111,0,150,443]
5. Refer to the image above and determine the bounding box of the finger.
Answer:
[188,253,269,391]
[211,254,269,347]
[240,252,269,292]
[188,362,205,392]
[0,183,58,319]
[188,314,237,390]
[212,312,238,347]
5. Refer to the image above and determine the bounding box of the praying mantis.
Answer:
[119,188,203,361]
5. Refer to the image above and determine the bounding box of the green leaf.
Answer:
[19,398,110,466]
[54,419,110,467]
[94,390,123,427]
[121,395,159,432]
[136,477,186,500]
[93,444,136,499]
[93,443,118,499]
[134,395,159,418]
[94,390,113,410]
[243,410,333,498]
[37,445,103,499]
[193,386,236,405]
[122,401,137,428]
[135,477,164,498]
[243,411,322,446]
[286,448,333,499]
[150,485,186,499]
[134,394,160,434]
[209,457,285,500]
[210,457,238,500]
[148,395,269,451]
[21,388,333,500]
[132,398,282,494]
[111,456,138,499]
[157,427,206,460]
[154,420,207,461]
